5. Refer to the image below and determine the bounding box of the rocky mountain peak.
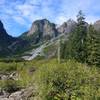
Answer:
[67,19,76,25]
[57,19,77,34]
[27,19,58,39]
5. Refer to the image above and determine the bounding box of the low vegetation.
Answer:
[0,59,100,100]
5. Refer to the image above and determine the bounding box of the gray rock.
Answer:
[57,19,77,34]
[27,19,58,40]
[0,97,14,100]
[0,72,19,81]
[94,20,100,31]
[0,74,9,80]
[9,72,19,80]
[9,87,34,100]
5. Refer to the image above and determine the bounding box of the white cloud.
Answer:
[55,16,67,25]
[1,0,100,25]
[12,16,26,25]
[86,15,100,24]
[16,4,34,16]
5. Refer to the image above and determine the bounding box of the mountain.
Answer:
[21,19,77,59]
[57,19,77,34]
[21,19,58,44]
[1,18,97,59]
[28,19,58,37]
[21,19,77,45]
[0,20,16,56]
[0,20,15,47]
[0,21,30,57]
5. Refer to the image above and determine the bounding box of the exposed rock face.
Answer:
[9,87,34,100]
[28,19,58,40]
[94,20,100,31]
[57,19,77,34]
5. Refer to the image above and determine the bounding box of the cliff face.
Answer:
[94,20,100,31]
[27,19,58,40]
[23,19,77,44]
[57,19,77,34]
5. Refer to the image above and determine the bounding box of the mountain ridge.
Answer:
[0,19,100,58]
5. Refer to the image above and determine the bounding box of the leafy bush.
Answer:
[35,60,100,100]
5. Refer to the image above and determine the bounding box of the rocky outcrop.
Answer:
[0,87,34,100]
[27,19,58,40]
[0,72,19,81]
[0,72,35,100]
[94,20,100,31]
[9,87,34,100]
[57,19,77,34]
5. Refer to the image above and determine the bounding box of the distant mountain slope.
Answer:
[0,21,15,47]
[0,20,16,56]
[0,20,29,57]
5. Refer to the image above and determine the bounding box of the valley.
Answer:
[0,10,100,100]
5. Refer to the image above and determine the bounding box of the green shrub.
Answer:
[34,60,100,100]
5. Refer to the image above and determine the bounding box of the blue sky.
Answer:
[0,0,100,37]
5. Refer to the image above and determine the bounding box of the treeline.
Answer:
[0,58,24,63]
[61,10,100,66]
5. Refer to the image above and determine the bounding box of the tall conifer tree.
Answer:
[86,25,100,66]
[69,10,87,62]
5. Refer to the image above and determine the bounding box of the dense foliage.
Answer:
[0,59,100,100]
[34,60,100,100]
[86,25,100,66]
[61,11,100,66]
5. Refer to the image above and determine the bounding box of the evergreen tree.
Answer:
[68,10,87,62]
[86,25,100,66]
